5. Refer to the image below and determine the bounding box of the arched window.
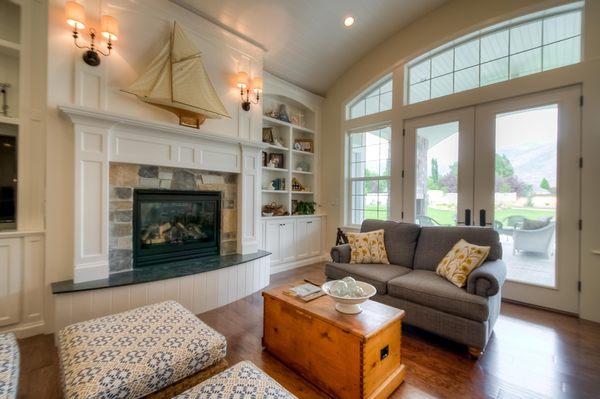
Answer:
[406,2,583,104]
[346,75,393,120]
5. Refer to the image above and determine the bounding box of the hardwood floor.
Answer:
[17,263,600,398]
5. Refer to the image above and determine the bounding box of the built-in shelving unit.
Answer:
[261,99,317,216]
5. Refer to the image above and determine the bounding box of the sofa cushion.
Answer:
[173,361,297,399]
[387,270,489,322]
[361,220,421,267]
[58,300,227,399]
[325,262,411,295]
[413,226,501,271]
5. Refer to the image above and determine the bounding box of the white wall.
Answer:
[321,0,600,322]
[44,0,265,330]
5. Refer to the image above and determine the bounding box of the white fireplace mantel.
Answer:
[59,105,267,283]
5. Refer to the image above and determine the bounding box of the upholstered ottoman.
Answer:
[58,300,227,399]
[0,333,19,399]
[173,361,297,399]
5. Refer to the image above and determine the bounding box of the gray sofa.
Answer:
[326,220,506,354]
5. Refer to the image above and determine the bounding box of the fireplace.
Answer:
[133,189,221,267]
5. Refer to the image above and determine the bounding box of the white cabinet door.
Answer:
[307,218,322,257]
[0,238,22,327]
[294,220,310,259]
[280,222,296,263]
[265,221,282,264]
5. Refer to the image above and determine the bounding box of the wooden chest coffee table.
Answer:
[262,282,406,399]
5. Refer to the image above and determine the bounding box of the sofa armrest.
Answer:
[467,259,507,298]
[330,244,351,263]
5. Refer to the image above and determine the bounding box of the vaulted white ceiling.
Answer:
[174,0,446,95]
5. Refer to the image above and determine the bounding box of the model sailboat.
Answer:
[124,22,230,128]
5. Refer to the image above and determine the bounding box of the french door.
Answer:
[403,86,581,313]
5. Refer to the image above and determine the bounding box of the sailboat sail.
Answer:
[124,22,230,128]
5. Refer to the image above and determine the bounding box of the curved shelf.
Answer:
[262,189,290,194]
[291,191,314,195]
[263,167,288,172]
[292,149,314,157]
[262,115,316,135]
[292,170,313,175]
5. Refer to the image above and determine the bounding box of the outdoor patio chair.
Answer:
[512,221,555,257]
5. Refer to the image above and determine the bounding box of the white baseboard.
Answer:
[270,254,329,275]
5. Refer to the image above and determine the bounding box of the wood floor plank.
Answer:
[16,262,600,398]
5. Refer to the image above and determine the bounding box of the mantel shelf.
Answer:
[59,105,269,150]
[0,116,20,126]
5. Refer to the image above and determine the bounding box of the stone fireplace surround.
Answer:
[60,105,266,284]
[109,163,238,273]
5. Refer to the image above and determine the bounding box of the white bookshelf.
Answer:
[261,103,318,216]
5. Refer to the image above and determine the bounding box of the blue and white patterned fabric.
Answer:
[0,333,19,399]
[58,300,226,399]
[173,361,297,399]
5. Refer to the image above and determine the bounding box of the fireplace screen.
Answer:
[133,189,221,267]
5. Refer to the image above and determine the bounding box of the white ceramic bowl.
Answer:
[321,280,377,314]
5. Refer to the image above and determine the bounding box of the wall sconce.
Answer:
[65,1,119,67]
[237,72,262,111]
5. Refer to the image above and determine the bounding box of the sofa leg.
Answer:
[468,347,482,359]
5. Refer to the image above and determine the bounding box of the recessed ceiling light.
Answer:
[344,16,355,27]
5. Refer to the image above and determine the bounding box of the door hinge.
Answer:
[579,219,582,231]
[579,157,583,168]
[580,96,584,106]
[401,211,404,219]
[578,281,582,292]
[402,128,406,137]
[401,170,405,178]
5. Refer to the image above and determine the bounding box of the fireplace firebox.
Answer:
[133,189,221,267]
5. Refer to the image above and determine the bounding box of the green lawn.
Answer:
[363,205,554,225]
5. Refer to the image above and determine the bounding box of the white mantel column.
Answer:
[238,144,263,254]
[72,120,111,283]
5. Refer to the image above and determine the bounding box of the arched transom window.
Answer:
[406,2,584,104]
[346,75,393,120]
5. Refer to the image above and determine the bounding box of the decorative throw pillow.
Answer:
[436,239,490,288]
[347,229,389,264]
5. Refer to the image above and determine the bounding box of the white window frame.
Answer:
[345,125,392,227]
[405,1,584,105]
[345,74,393,120]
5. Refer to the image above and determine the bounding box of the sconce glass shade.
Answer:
[252,77,263,94]
[66,1,86,29]
[101,15,119,40]
[236,71,249,89]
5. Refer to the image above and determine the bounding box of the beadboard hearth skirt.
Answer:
[52,252,271,332]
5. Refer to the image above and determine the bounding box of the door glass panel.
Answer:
[494,105,557,287]
[415,122,459,226]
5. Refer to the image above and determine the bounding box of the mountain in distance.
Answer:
[499,142,556,194]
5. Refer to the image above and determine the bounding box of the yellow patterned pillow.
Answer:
[436,239,490,288]
[347,229,389,264]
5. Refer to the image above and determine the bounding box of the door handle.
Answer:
[465,209,471,226]
[479,209,486,227]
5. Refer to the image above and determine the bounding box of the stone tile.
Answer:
[222,231,236,240]
[159,179,172,189]
[201,174,225,185]
[220,240,237,255]
[224,174,237,184]
[111,187,132,200]
[109,249,132,272]
[110,163,139,186]
[139,165,159,178]
[111,223,132,238]
[223,199,235,209]
[222,209,237,233]
[172,169,196,190]
[158,170,173,180]
[139,177,160,188]
[113,210,132,223]
[110,200,133,211]
[117,237,132,250]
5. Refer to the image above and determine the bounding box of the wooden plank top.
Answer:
[262,281,405,339]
